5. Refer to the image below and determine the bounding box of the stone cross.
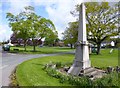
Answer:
[68,3,91,76]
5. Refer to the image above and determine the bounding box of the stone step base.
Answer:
[79,67,106,79]
[81,67,96,74]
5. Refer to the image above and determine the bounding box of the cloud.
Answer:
[33,0,58,7]
[33,0,82,39]
[3,0,81,39]
[0,0,32,41]
[5,0,32,15]
[1,0,82,42]
[0,24,13,42]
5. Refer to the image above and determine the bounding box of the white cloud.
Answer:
[1,0,82,42]
[0,24,13,42]
[1,0,119,42]
[33,0,58,7]
[33,0,82,39]
[6,0,32,15]
[0,0,32,41]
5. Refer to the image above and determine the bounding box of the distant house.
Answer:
[101,41,110,48]
[10,33,42,46]
[55,41,65,47]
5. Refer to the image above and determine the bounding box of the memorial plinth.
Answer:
[68,3,91,76]
[68,3,106,79]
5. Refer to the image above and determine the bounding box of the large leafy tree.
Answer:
[68,2,119,54]
[6,6,36,51]
[7,6,57,51]
[44,29,58,46]
[27,12,57,51]
[36,17,58,47]
[62,22,78,49]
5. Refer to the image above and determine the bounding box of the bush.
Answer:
[55,62,62,68]
[43,63,119,87]
[94,72,119,87]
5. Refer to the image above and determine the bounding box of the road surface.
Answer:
[0,46,74,86]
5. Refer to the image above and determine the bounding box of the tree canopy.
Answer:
[62,22,78,48]
[6,6,58,51]
[63,2,119,54]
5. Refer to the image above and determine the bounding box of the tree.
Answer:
[7,6,57,51]
[62,22,78,49]
[6,6,34,51]
[44,29,58,46]
[70,2,119,54]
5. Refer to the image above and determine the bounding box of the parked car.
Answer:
[2,44,10,51]
[91,46,97,53]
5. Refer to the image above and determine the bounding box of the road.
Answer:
[0,46,74,86]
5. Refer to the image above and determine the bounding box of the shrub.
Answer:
[94,72,119,87]
[43,62,119,87]
[55,62,62,68]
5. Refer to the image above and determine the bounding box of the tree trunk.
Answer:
[24,39,27,51]
[32,38,36,52]
[96,43,101,55]
[33,44,36,52]
[70,44,73,49]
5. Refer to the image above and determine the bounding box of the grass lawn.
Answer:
[10,46,74,54]
[16,49,118,86]
[90,48,118,68]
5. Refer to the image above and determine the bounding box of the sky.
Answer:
[0,0,119,42]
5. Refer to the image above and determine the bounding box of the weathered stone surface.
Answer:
[52,64,56,69]
[81,67,95,74]
[107,66,114,73]
[68,3,90,76]
[116,66,120,72]
[79,67,106,79]
[64,67,70,72]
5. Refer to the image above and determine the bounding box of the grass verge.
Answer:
[16,49,118,86]
[10,46,74,54]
